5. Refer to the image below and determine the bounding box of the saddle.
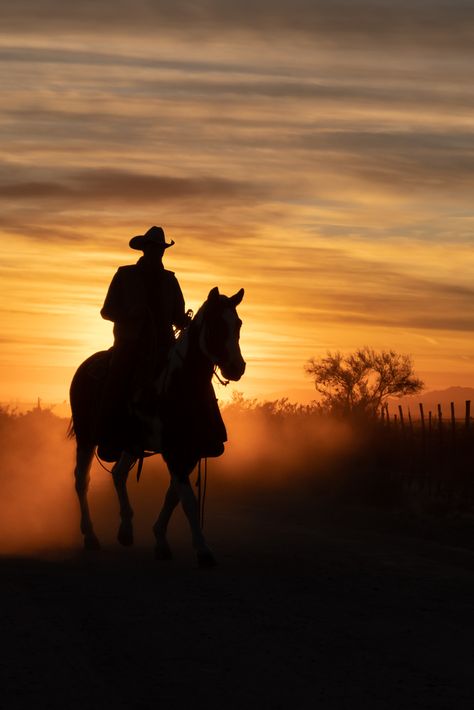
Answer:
[92,347,227,463]
[88,350,161,462]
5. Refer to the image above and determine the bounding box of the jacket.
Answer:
[101,258,187,346]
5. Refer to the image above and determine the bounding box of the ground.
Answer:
[1,504,474,709]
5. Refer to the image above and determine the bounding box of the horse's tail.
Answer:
[66,418,75,440]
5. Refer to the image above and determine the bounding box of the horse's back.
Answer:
[70,350,111,446]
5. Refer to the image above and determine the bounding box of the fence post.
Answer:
[450,401,456,447]
[398,405,405,433]
[466,400,471,430]
[418,402,426,482]
[438,403,443,453]
[419,403,425,434]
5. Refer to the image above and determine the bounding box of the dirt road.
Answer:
[1,506,474,709]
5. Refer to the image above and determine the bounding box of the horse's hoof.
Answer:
[117,524,134,547]
[154,540,173,561]
[197,551,217,568]
[84,534,101,551]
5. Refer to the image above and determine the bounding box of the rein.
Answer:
[94,450,115,473]
[94,450,139,476]
[179,307,229,528]
[195,458,208,529]
[213,367,229,387]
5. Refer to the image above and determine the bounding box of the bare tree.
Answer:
[305,347,423,417]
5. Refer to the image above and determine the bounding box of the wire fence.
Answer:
[376,400,473,501]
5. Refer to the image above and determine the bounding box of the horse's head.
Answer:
[200,287,246,382]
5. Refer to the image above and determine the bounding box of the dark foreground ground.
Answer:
[1,504,474,710]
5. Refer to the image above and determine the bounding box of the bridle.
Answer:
[212,366,229,387]
[186,300,238,387]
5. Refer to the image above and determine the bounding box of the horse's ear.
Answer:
[208,286,220,303]
[229,288,244,306]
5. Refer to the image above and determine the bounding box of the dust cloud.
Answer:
[0,408,79,553]
[0,401,358,554]
[219,400,355,486]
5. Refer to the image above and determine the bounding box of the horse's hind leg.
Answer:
[112,452,136,546]
[152,482,180,560]
[74,445,100,550]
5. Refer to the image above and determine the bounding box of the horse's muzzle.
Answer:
[222,359,246,382]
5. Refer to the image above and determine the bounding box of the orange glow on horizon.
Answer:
[0,17,473,406]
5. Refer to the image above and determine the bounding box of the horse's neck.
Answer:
[160,310,213,393]
[183,310,214,378]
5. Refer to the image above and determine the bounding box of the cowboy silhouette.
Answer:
[97,226,190,461]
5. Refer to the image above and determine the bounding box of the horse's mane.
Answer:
[172,301,207,356]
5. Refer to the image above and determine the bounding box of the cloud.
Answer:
[1,0,473,398]
[237,243,474,333]
[0,335,85,349]
[0,167,266,206]
[296,130,474,194]
[0,45,257,77]
[2,1,473,53]
[0,218,93,243]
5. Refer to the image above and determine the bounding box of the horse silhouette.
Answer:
[69,287,245,566]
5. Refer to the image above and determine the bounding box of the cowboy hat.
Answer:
[129,226,175,251]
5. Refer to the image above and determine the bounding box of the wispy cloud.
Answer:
[0,167,265,205]
[2,1,473,53]
[0,2,473,400]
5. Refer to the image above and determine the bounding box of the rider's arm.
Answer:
[100,270,122,322]
[171,276,190,330]
[100,268,145,340]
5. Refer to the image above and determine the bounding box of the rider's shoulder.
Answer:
[115,264,140,278]
[114,264,178,281]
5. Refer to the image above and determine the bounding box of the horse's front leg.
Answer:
[74,445,100,550]
[171,473,217,568]
[152,481,180,560]
[112,451,136,546]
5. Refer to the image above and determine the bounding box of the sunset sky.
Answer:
[0,0,473,407]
